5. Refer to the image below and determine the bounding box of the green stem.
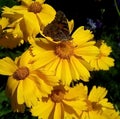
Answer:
[114,0,120,16]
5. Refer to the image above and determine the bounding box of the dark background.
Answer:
[47,0,119,28]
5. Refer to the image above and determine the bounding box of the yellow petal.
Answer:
[69,58,80,79]
[64,83,87,100]
[103,109,120,119]
[99,98,113,108]
[56,59,62,79]
[31,99,54,118]
[31,74,53,96]
[79,40,96,47]
[22,78,38,107]
[0,17,9,29]
[75,46,99,62]
[88,86,107,102]
[61,59,72,85]
[37,70,59,85]
[88,111,106,119]
[31,38,55,55]
[38,4,56,26]
[33,51,57,70]
[63,100,86,114]
[68,19,74,34]
[70,56,90,81]
[90,59,99,70]
[19,49,35,69]
[43,57,60,71]
[75,46,99,57]
[78,59,93,71]
[6,76,19,98]
[100,41,112,56]
[63,102,80,118]
[64,111,79,119]
[103,57,114,66]
[36,0,45,4]
[12,23,23,38]
[2,6,26,21]
[17,81,24,104]
[98,57,114,70]
[25,74,42,98]
[23,12,40,37]
[72,26,94,45]
[97,58,110,70]
[21,0,32,6]
[0,57,17,75]
[54,103,64,119]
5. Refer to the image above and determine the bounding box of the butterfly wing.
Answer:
[43,11,71,41]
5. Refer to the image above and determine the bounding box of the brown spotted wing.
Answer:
[43,11,72,41]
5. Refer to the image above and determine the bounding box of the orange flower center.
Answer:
[86,100,102,111]
[55,41,75,59]
[50,85,66,103]
[28,2,42,14]
[13,67,29,80]
[97,52,106,59]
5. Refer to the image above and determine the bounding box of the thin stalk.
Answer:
[114,0,120,16]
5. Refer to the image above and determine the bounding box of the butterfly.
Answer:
[43,11,72,41]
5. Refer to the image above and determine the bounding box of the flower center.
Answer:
[86,100,102,111]
[50,85,66,103]
[13,67,29,80]
[55,41,75,59]
[98,52,105,59]
[28,2,42,14]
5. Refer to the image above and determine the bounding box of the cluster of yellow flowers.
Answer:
[0,0,119,119]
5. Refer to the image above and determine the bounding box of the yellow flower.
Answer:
[2,0,56,40]
[90,40,115,70]
[0,17,24,49]
[79,86,120,119]
[0,50,59,112]
[31,83,87,119]
[30,26,99,85]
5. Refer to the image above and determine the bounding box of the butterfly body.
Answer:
[43,11,72,41]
